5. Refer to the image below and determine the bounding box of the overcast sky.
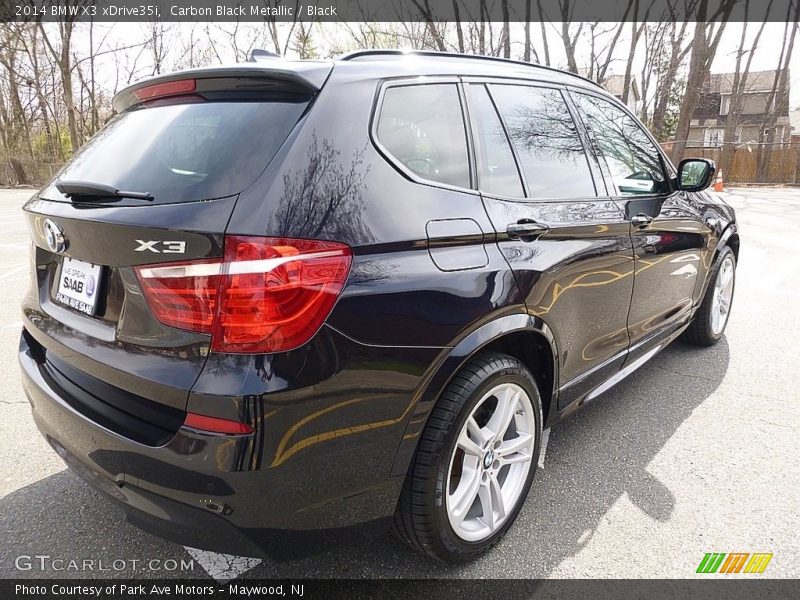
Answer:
[68,21,800,108]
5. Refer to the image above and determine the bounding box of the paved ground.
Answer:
[0,187,797,580]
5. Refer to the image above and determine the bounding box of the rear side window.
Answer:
[575,93,669,196]
[489,84,596,200]
[466,84,524,198]
[42,99,309,204]
[376,84,470,188]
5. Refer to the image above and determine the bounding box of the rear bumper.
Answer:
[19,333,400,559]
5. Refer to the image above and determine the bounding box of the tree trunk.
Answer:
[501,0,511,58]
[757,5,798,181]
[651,18,691,139]
[621,1,643,106]
[537,1,550,66]
[560,23,579,73]
[411,0,446,51]
[719,1,770,180]
[39,21,81,153]
[61,30,80,153]
[670,0,732,163]
[89,20,99,136]
[524,0,532,62]
[453,1,464,53]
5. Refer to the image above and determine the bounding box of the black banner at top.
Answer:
[1,0,796,23]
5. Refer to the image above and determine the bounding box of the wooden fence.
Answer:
[663,144,800,184]
[4,146,800,187]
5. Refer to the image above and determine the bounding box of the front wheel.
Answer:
[393,352,542,561]
[684,247,736,346]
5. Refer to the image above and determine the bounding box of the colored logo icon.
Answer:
[697,552,773,574]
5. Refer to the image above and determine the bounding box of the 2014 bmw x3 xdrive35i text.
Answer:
[19,50,738,562]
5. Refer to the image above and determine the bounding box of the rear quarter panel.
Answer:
[212,68,539,510]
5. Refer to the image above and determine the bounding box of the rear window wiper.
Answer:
[55,180,154,202]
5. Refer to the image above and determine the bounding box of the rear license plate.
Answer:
[56,257,103,316]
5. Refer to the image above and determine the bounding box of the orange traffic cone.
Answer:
[713,169,724,192]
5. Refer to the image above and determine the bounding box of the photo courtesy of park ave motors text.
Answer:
[0,0,798,593]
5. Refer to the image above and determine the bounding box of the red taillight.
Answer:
[135,237,352,354]
[135,259,222,334]
[133,79,196,102]
[184,412,253,435]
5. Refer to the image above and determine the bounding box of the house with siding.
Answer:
[687,70,791,148]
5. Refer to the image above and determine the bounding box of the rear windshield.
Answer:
[41,99,308,204]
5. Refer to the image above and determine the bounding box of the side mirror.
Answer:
[677,158,716,192]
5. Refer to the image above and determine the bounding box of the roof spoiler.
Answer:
[248,48,281,61]
[113,62,333,113]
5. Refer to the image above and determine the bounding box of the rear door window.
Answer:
[42,98,309,205]
[488,84,596,200]
[376,84,470,188]
[465,84,524,198]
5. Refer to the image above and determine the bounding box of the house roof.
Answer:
[576,68,640,101]
[703,69,785,94]
[604,74,640,101]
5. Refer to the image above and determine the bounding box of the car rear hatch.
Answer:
[21,62,332,446]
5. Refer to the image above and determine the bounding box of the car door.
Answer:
[571,91,709,365]
[463,81,636,410]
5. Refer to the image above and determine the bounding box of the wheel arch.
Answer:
[390,312,559,478]
[726,232,740,261]
[699,223,739,302]
[717,222,739,262]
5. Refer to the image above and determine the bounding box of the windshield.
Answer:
[41,99,309,204]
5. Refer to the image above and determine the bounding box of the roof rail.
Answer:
[338,49,603,90]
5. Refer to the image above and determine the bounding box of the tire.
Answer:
[393,351,543,562]
[683,246,736,346]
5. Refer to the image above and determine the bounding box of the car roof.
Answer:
[335,50,604,91]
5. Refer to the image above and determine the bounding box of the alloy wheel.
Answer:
[711,255,735,335]
[446,382,536,542]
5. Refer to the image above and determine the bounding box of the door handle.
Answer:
[506,220,549,239]
[631,214,654,229]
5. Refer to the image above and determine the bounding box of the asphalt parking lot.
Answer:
[0,186,797,580]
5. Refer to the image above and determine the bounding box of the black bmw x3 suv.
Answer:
[19,50,738,562]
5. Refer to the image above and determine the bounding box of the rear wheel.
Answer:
[684,247,736,346]
[393,352,542,561]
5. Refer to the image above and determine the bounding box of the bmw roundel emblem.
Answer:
[43,219,65,253]
[86,274,96,298]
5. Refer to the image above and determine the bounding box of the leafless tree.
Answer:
[557,0,583,73]
[38,19,82,151]
[648,5,692,139]
[670,0,735,163]
[537,0,551,66]
[585,19,630,85]
[410,0,447,51]
[500,0,511,58]
[453,1,465,53]
[620,0,651,105]
[719,0,772,178]
[291,22,319,59]
[757,0,799,180]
